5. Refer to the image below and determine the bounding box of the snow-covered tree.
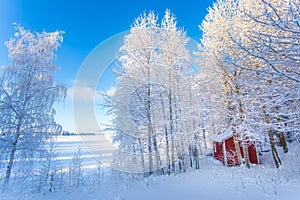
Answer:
[234,0,299,152]
[39,138,60,193]
[199,0,299,168]
[113,11,161,175]
[159,9,191,173]
[234,0,300,82]
[228,0,299,167]
[108,10,196,175]
[68,148,84,189]
[0,25,66,183]
[200,0,249,167]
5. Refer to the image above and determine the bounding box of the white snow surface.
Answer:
[1,135,300,200]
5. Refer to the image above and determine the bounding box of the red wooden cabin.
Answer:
[210,131,259,166]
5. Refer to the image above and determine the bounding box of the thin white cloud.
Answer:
[68,85,98,102]
[67,80,115,102]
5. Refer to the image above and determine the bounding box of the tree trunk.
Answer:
[138,139,145,173]
[236,86,250,168]
[152,134,164,174]
[195,156,200,170]
[181,140,186,173]
[5,140,18,184]
[268,128,282,168]
[189,146,193,168]
[232,133,242,165]
[275,106,288,153]
[165,129,171,174]
[224,79,242,165]
[169,88,175,173]
[263,106,281,168]
[194,147,200,170]
[202,128,207,149]
[5,119,23,184]
[145,62,154,175]
[242,134,250,168]
[147,97,153,174]
[160,93,171,174]
[279,132,288,153]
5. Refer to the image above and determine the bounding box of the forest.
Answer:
[103,0,299,174]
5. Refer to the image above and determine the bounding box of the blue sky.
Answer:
[0,0,215,133]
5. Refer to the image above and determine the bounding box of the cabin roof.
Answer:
[209,130,233,142]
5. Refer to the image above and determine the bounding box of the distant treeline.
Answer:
[62,131,96,136]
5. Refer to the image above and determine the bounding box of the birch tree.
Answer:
[113,11,160,175]
[199,0,299,168]
[0,25,66,183]
[235,0,300,149]
[230,0,300,166]
[109,10,195,175]
[159,9,191,173]
[200,0,249,167]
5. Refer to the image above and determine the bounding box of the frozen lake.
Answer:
[54,134,117,169]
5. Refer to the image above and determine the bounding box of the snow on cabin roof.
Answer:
[209,130,233,142]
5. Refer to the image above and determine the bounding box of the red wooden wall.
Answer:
[213,136,259,166]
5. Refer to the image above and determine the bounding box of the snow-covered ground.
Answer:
[37,160,299,200]
[2,136,300,200]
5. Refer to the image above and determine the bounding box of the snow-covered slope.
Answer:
[45,158,299,200]
[2,136,299,200]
